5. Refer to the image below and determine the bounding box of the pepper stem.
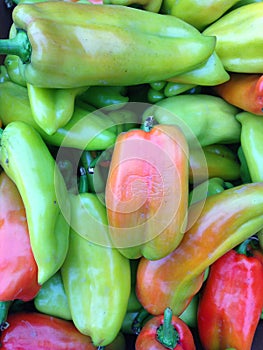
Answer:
[236,237,259,256]
[141,116,154,132]
[156,307,179,349]
[0,29,32,63]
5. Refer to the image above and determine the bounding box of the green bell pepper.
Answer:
[61,179,131,346]
[34,271,71,320]
[0,2,216,88]
[0,121,70,285]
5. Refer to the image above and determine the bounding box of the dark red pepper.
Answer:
[135,307,196,350]
[197,238,263,350]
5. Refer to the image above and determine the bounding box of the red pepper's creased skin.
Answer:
[213,73,263,115]
[136,182,263,316]
[135,309,196,350]
[197,248,263,350]
[0,171,40,301]
[105,123,189,260]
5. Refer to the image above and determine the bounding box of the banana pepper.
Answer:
[0,2,215,88]
[136,182,263,316]
[0,121,70,285]
[61,184,131,346]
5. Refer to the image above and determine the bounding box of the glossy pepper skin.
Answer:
[142,94,241,147]
[105,121,189,260]
[161,0,240,31]
[0,171,40,301]
[34,271,71,321]
[197,242,263,350]
[136,182,263,316]
[61,192,131,346]
[0,311,125,349]
[0,121,70,285]
[236,111,263,182]
[1,2,215,88]
[135,307,196,350]
[103,0,163,13]
[189,144,241,184]
[0,81,117,150]
[203,2,263,73]
[213,73,263,115]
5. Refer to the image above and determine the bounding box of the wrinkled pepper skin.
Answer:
[189,144,241,184]
[0,81,117,150]
[136,182,263,316]
[203,3,263,73]
[213,73,263,115]
[161,0,240,31]
[0,312,124,349]
[135,308,196,350]
[0,171,40,301]
[197,247,263,350]
[105,123,189,260]
[7,2,215,88]
[61,193,131,346]
[142,94,241,147]
[34,271,71,321]
[236,111,263,182]
[0,121,70,285]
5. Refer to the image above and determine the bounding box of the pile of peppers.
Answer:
[0,0,263,349]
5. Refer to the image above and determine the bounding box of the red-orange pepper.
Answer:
[135,307,196,350]
[213,73,263,115]
[197,238,263,350]
[0,311,125,349]
[136,182,263,316]
[105,118,189,260]
[0,171,40,301]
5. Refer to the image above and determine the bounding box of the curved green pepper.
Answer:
[236,111,263,182]
[4,55,26,86]
[0,2,216,88]
[61,191,131,346]
[203,2,263,73]
[142,94,241,147]
[163,82,196,97]
[0,121,70,285]
[34,271,71,320]
[0,81,117,150]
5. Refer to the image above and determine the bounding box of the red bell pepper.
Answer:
[0,311,125,349]
[197,238,263,350]
[213,73,263,115]
[0,171,40,301]
[135,307,196,350]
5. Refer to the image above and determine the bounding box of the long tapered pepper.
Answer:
[142,94,241,147]
[136,182,263,316]
[197,239,263,350]
[61,188,131,346]
[236,111,263,182]
[0,2,215,88]
[0,171,40,301]
[0,121,70,285]
[105,119,189,260]
[0,81,118,150]
[0,312,125,349]
[203,2,263,73]
[213,73,263,115]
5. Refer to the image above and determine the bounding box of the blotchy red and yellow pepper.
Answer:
[105,118,189,260]
[0,171,40,301]
[136,182,263,316]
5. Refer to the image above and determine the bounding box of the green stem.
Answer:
[156,307,179,349]
[236,237,259,256]
[141,116,154,132]
[0,30,32,63]
[78,167,89,194]
[0,301,12,332]
[132,308,151,335]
